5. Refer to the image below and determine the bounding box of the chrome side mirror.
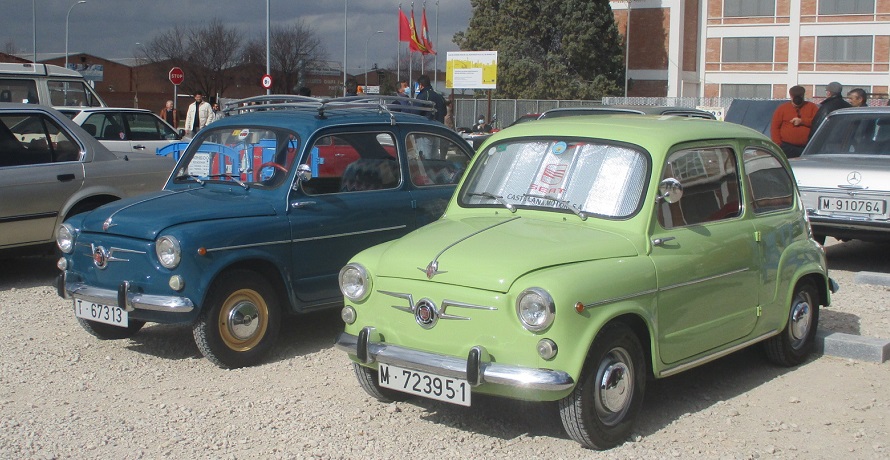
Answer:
[658,178,683,204]
[296,163,312,182]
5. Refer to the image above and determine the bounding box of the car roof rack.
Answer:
[223,94,435,124]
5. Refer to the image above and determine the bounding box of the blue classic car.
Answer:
[56,96,474,368]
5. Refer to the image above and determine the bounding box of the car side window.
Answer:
[657,147,741,229]
[127,113,171,141]
[302,131,401,195]
[83,113,126,141]
[0,113,80,166]
[405,133,471,186]
[0,79,39,104]
[743,148,794,213]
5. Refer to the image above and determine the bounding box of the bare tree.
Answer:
[243,20,327,94]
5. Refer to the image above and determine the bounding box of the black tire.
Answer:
[353,363,409,403]
[559,323,646,450]
[192,270,281,369]
[765,280,820,366]
[77,317,145,340]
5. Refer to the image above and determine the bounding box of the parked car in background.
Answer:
[724,99,785,137]
[791,106,890,244]
[336,114,834,449]
[56,96,475,369]
[0,63,106,108]
[0,104,173,255]
[57,107,186,156]
[507,112,541,127]
[539,105,716,120]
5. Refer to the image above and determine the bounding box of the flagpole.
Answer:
[343,0,348,96]
[397,5,401,84]
[434,0,439,88]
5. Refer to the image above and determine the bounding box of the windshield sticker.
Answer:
[552,141,567,155]
[541,164,568,185]
[237,129,250,140]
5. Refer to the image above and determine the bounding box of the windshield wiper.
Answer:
[174,174,204,185]
[467,192,515,212]
[204,174,249,190]
[523,194,587,221]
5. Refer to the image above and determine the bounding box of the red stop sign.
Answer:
[168,67,184,86]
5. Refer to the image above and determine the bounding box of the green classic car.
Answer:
[335,114,836,449]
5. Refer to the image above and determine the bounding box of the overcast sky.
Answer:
[4,1,472,74]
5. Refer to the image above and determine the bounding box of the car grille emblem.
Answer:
[847,171,862,185]
[414,298,438,329]
[93,246,108,269]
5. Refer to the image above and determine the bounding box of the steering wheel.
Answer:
[259,162,288,173]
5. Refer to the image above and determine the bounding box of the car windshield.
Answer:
[172,126,299,189]
[807,112,890,156]
[460,138,649,218]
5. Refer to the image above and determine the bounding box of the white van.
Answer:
[0,63,106,108]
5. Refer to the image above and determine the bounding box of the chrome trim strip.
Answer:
[659,268,749,291]
[204,239,292,253]
[205,225,408,253]
[379,291,497,319]
[658,331,777,377]
[336,332,574,392]
[584,289,658,309]
[66,281,194,313]
[104,189,189,228]
[380,290,414,313]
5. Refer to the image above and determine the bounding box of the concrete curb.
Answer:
[852,271,890,287]
[816,329,890,363]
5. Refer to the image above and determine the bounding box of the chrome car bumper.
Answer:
[336,327,574,393]
[57,274,194,313]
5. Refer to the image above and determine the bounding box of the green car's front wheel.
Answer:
[559,323,646,450]
[353,363,409,403]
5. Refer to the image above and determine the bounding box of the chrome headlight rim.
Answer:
[56,223,76,254]
[516,287,555,332]
[339,263,371,302]
[155,235,182,269]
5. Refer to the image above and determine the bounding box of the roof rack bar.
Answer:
[222,94,436,120]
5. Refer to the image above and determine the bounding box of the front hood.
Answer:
[80,188,277,240]
[792,155,890,192]
[374,215,639,292]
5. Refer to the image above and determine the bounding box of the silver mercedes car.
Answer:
[791,106,890,244]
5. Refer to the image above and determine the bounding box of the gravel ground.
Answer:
[0,238,887,459]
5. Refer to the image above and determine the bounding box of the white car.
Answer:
[57,107,186,156]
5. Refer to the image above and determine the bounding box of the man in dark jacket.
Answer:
[810,81,851,140]
[415,75,446,123]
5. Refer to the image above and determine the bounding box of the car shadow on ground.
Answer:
[397,346,809,445]
[820,310,862,335]
[824,239,890,273]
[0,254,59,290]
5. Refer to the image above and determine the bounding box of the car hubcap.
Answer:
[790,295,812,346]
[595,347,633,425]
[219,289,268,351]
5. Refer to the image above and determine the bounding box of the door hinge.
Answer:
[756,306,762,317]
[754,231,762,242]
[411,200,417,209]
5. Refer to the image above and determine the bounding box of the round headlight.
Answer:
[156,236,181,269]
[339,263,371,302]
[516,287,555,332]
[56,223,76,254]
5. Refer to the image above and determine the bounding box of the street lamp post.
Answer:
[65,0,87,69]
[365,30,383,86]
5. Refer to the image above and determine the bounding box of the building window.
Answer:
[818,0,874,15]
[817,36,873,62]
[723,37,774,63]
[720,84,772,99]
[815,84,871,95]
[724,0,775,17]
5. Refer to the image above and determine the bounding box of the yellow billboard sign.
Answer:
[446,51,498,89]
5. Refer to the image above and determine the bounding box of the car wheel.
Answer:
[77,317,145,340]
[353,363,409,403]
[559,323,646,450]
[765,280,819,366]
[193,270,281,369]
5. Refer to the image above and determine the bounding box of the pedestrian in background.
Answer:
[184,91,212,136]
[297,86,312,97]
[159,100,178,128]
[770,85,817,158]
[209,102,224,124]
[415,74,446,123]
[444,96,455,131]
[847,88,868,107]
[810,81,851,139]
[345,79,359,97]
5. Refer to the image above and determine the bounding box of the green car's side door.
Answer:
[650,145,760,364]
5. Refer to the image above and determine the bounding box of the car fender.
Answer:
[763,238,829,331]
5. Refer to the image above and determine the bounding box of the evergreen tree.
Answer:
[453,0,625,99]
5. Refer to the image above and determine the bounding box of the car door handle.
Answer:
[57,174,75,182]
[133,144,146,150]
[291,200,316,209]
[652,236,676,246]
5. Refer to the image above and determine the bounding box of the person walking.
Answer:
[344,79,359,97]
[415,74,446,123]
[184,91,212,136]
[159,100,178,129]
[847,88,868,107]
[208,102,224,124]
[770,85,818,158]
[810,82,851,139]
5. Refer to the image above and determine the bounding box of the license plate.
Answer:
[819,197,885,215]
[73,298,128,327]
[378,363,471,406]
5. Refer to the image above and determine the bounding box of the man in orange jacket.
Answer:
[770,85,818,158]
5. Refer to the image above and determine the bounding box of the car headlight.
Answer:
[56,223,76,254]
[156,236,181,269]
[339,263,371,302]
[516,287,555,332]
